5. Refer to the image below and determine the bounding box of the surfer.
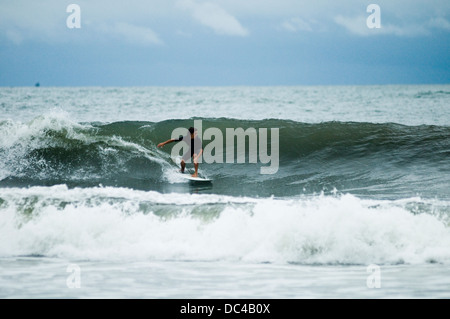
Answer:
[157,127,203,177]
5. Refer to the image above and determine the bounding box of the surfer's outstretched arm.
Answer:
[158,135,184,148]
[157,139,176,148]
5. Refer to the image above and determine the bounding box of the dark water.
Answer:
[1,117,449,199]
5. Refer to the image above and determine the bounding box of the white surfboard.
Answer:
[181,174,212,183]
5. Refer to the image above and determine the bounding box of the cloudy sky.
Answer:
[0,0,449,86]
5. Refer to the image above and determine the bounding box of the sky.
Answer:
[0,0,449,86]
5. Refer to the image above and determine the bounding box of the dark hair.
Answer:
[189,127,196,134]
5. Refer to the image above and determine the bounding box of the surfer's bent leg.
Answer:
[181,151,191,173]
[192,153,199,177]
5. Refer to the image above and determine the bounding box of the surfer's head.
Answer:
[189,127,197,136]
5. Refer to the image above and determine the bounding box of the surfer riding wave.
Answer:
[157,127,203,177]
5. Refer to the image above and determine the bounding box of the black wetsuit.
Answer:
[176,135,202,161]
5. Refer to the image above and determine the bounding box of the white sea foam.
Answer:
[0,112,91,180]
[0,111,88,148]
[0,112,166,180]
[1,186,449,265]
[162,156,211,183]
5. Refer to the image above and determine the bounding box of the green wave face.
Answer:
[1,117,449,199]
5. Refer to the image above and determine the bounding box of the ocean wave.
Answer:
[1,113,449,198]
[0,185,449,265]
[415,90,450,98]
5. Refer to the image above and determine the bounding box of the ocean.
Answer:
[0,85,449,299]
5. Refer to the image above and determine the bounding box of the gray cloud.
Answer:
[1,0,449,45]
[176,0,249,36]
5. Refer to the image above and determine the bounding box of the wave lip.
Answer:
[0,185,449,265]
[0,113,167,186]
